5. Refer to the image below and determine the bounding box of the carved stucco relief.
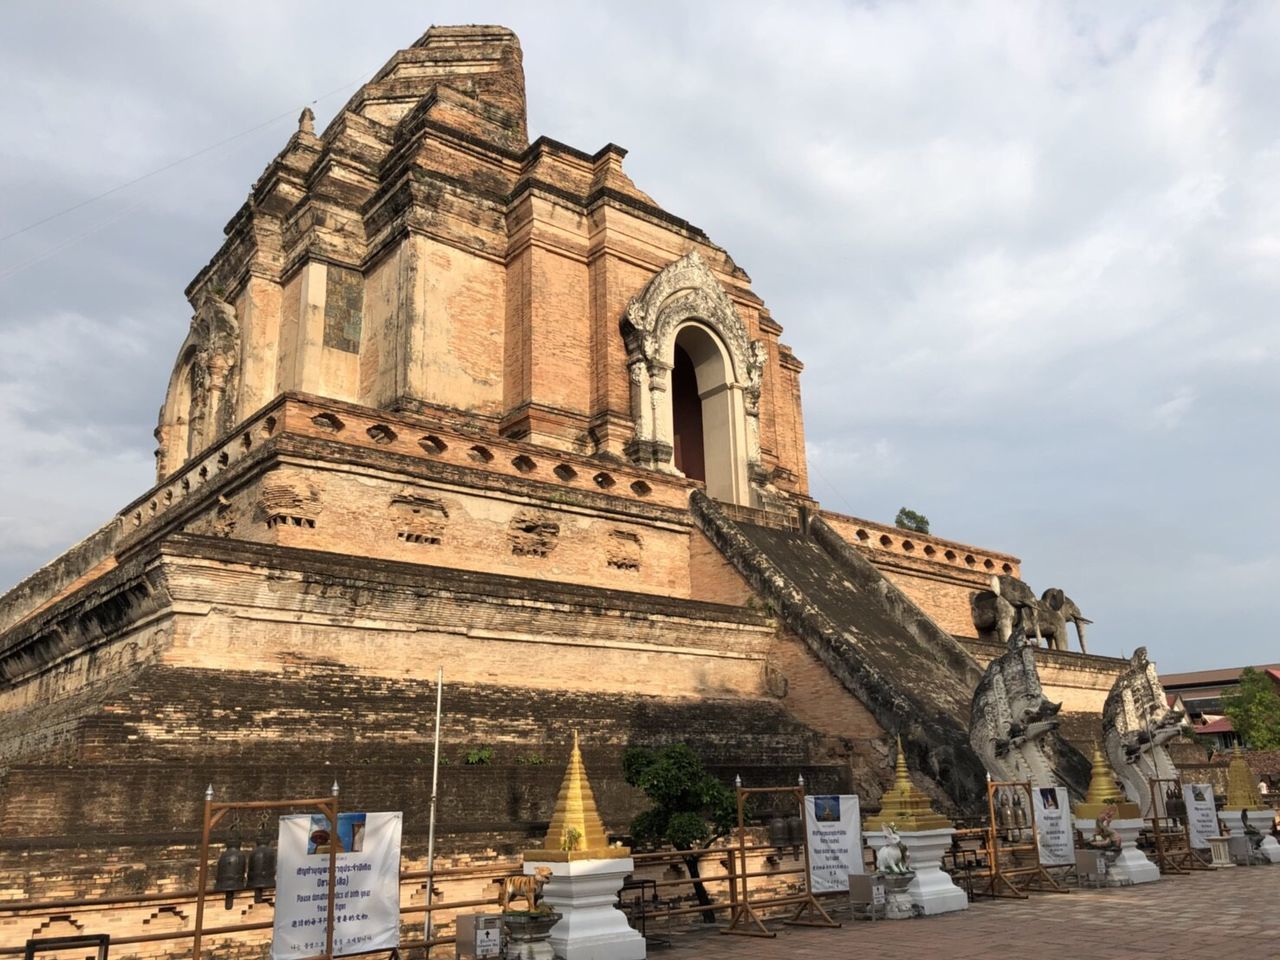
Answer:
[619,251,765,497]
[155,293,242,478]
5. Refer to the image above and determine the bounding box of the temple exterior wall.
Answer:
[820,510,1125,728]
[0,27,1145,954]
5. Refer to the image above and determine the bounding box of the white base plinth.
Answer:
[1075,817,1159,885]
[1258,836,1280,864]
[866,828,968,915]
[506,937,555,960]
[1227,809,1280,864]
[525,858,645,960]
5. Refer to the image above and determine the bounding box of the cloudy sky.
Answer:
[2,2,1277,672]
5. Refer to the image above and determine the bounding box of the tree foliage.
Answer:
[894,507,930,534]
[622,743,736,849]
[622,743,737,922]
[1222,668,1280,750]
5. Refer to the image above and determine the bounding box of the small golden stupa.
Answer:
[1073,742,1139,819]
[524,731,630,861]
[864,737,952,831]
[1222,745,1268,813]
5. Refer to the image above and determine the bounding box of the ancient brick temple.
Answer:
[0,26,1129,903]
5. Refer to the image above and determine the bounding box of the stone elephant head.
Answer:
[1041,588,1092,654]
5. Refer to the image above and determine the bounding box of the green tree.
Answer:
[894,507,930,534]
[622,743,736,923]
[1221,668,1280,750]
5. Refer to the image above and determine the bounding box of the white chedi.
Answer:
[875,824,912,874]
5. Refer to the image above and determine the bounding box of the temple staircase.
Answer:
[692,491,992,811]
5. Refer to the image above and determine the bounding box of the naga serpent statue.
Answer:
[1101,647,1188,818]
[968,627,1089,795]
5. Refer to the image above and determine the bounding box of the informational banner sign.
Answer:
[1032,786,1074,866]
[1182,784,1217,850]
[271,811,402,960]
[804,795,862,893]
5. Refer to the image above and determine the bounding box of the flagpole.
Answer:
[425,666,444,953]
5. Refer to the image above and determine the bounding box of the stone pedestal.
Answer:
[879,871,917,920]
[1076,817,1159,885]
[1233,809,1280,864]
[1207,836,1234,868]
[1256,834,1280,864]
[524,858,645,960]
[866,828,967,915]
[503,912,560,960]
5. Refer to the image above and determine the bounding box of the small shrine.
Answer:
[524,732,629,862]
[865,739,953,832]
[1073,743,1139,821]
[523,733,644,960]
[1072,743,1158,885]
[1221,747,1280,864]
[864,738,967,916]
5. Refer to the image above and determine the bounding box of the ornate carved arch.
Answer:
[619,251,765,501]
[621,251,755,379]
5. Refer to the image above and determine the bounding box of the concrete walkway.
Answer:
[652,868,1280,959]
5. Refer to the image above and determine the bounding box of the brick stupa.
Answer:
[0,24,1141,925]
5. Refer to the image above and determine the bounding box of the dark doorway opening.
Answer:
[672,343,705,482]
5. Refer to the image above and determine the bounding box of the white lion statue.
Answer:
[874,824,911,874]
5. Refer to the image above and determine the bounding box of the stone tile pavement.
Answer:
[652,868,1280,959]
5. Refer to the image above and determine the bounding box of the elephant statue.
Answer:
[970,574,1042,645]
[969,577,1091,654]
[1041,588,1091,654]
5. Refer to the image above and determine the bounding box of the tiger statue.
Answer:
[495,866,553,912]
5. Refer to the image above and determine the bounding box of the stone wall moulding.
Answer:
[620,251,764,495]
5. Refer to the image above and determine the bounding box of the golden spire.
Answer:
[864,736,952,831]
[525,731,629,861]
[1074,741,1138,819]
[1223,744,1267,811]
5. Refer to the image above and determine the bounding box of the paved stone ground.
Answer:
[652,868,1280,959]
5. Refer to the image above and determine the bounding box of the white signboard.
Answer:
[271,811,402,960]
[1032,786,1074,866]
[804,795,862,893]
[1182,784,1217,850]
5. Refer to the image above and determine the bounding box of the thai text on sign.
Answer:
[271,811,402,960]
[804,795,862,893]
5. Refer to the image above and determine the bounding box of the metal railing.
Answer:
[0,841,832,958]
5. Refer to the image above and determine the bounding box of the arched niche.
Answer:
[666,322,750,503]
[154,293,241,479]
[620,251,764,506]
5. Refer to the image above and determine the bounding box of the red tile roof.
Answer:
[1196,717,1235,734]
[1160,663,1280,687]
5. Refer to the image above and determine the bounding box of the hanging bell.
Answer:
[247,837,277,902]
[786,815,804,848]
[214,834,248,909]
[767,816,790,850]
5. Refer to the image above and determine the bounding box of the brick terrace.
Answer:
[655,869,1280,960]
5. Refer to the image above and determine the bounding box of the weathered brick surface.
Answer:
[821,511,1125,726]
[0,27,1133,959]
[152,25,810,497]
[821,511,1019,640]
